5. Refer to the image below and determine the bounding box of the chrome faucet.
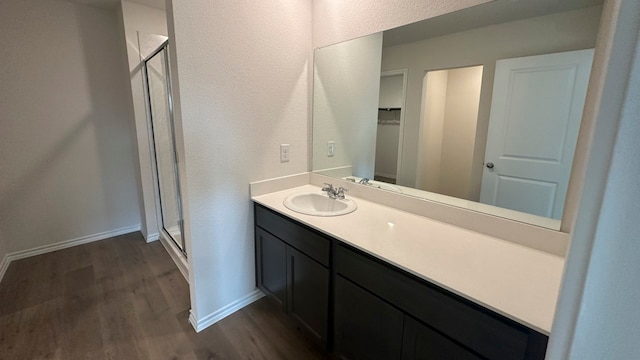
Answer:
[322,183,348,200]
[358,178,370,185]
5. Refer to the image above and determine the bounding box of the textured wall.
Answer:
[0,0,140,253]
[567,25,640,360]
[167,0,312,324]
[546,1,640,358]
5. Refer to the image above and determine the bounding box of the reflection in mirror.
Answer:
[312,0,603,230]
[416,65,483,200]
[375,70,406,183]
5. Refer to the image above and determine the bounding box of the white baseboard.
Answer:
[0,255,9,285]
[146,232,160,243]
[0,224,141,284]
[158,232,188,282]
[189,289,265,332]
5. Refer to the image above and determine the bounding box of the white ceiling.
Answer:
[383,0,604,47]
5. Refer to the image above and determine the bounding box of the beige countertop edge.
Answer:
[252,184,566,336]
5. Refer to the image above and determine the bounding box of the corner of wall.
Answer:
[189,289,264,332]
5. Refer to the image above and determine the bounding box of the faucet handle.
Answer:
[322,183,334,191]
[322,183,337,198]
[336,187,348,200]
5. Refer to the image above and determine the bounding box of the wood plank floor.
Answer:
[0,232,329,360]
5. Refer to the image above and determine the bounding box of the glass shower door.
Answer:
[144,43,185,254]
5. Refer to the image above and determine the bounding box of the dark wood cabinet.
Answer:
[287,246,329,342]
[255,205,330,346]
[254,203,549,360]
[402,316,482,360]
[334,275,404,360]
[334,243,548,360]
[255,228,287,307]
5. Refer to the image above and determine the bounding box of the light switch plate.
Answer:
[280,144,290,163]
[328,141,335,157]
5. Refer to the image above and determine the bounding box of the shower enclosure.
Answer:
[143,40,186,255]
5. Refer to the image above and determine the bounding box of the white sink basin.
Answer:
[283,192,357,216]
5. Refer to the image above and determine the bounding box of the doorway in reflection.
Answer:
[374,70,406,184]
[416,65,483,200]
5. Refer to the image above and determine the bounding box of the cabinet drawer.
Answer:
[336,244,547,360]
[255,204,330,266]
[403,316,482,360]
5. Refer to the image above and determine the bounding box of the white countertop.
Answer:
[252,184,565,335]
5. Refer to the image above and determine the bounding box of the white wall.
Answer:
[567,29,639,359]
[119,0,168,240]
[382,6,602,195]
[548,0,640,357]
[0,0,141,253]
[312,0,491,48]
[313,33,383,178]
[378,75,404,108]
[166,0,311,329]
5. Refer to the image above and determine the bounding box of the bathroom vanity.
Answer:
[252,184,562,360]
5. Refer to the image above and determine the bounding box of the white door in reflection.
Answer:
[481,49,594,219]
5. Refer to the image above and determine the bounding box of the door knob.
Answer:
[486,162,494,169]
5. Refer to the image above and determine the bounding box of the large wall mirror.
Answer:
[312,0,603,230]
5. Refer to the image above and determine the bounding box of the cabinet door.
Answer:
[287,247,329,343]
[335,275,403,360]
[256,228,287,308]
[402,316,482,360]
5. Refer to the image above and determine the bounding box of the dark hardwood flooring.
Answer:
[0,232,329,360]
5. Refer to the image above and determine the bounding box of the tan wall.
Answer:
[439,66,483,199]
